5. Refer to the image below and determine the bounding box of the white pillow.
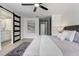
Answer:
[73,32,79,43]
[57,31,68,41]
[65,31,76,42]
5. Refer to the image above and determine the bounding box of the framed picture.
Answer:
[27,20,35,33]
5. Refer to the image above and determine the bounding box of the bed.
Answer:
[23,35,63,56]
[23,35,79,56]
[23,25,79,56]
[51,36,79,56]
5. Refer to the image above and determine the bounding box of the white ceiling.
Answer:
[0,3,78,18]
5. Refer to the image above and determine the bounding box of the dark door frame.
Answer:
[39,17,52,35]
[39,20,48,35]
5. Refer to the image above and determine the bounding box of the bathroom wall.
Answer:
[0,7,13,43]
[0,18,13,42]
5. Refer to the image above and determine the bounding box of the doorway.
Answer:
[0,6,13,50]
[40,22,47,35]
[39,16,52,35]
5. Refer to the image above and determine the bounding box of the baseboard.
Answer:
[22,38,33,42]
[1,39,11,44]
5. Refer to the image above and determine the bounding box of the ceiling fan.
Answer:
[21,3,48,12]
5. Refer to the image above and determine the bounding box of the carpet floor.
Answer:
[5,42,30,56]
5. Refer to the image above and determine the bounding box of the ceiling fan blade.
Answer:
[39,5,48,10]
[21,4,34,6]
[33,7,37,12]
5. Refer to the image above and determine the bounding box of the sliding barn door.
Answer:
[13,13,21,43]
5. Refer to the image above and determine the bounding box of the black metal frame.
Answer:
[13,13,21,43]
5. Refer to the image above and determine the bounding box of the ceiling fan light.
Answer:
[34,4,39,7]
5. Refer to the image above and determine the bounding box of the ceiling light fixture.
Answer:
[22,3,48,12]
[34,3,39,7]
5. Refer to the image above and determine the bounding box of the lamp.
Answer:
[58,26,64,33]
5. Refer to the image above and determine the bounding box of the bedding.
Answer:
[51,36,79,56]
[23,35,79,56]
[73,32,79,43]
[40,36,63,56]
[65,31,76,42]
[57,31,76,42]
[23,35,63,56]
[23,35,40,56]
[57,31,68,41]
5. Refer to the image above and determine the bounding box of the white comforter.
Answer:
[23,35,63,56]
[23,36,40,56]
[23,35,79,56]
[51,36,79,56]
[40,36,63,56]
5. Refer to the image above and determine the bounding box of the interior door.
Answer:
[40,23,46,35]
[13,13,21,43]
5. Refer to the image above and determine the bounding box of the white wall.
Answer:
[21,17,39,39]
[52,5,79,35]
[52,15,63,35]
